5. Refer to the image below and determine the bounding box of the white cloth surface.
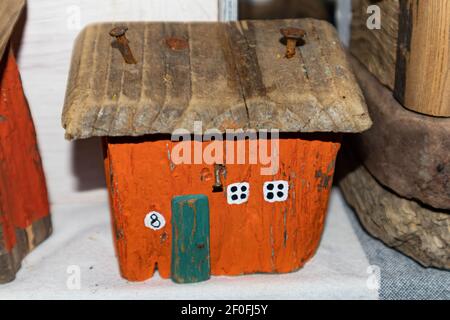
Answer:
[0,189,378,300]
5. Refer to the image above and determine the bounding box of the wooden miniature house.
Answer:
[0,0,51,283]
[62,19,371,283]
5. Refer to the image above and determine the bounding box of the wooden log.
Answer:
[351,0,450,117]
[171,195,211,284]
[350,57,450,210]
[350,0,399,89]
[0,50,52,284]
[338,149,450,270]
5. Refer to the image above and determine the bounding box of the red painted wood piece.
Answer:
[0,50,50,253]
[104,135,340,281]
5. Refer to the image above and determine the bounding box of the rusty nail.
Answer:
[109,26,137,64]
[280,27,306,59]
[213,164,226,192]
[165,37,189,51]
[160,232,168,243]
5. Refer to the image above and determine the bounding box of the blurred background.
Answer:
[239,0,351,45]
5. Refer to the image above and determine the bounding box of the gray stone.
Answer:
[351,57,450,210]
[338,150,450,270]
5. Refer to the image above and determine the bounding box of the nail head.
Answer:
[110,26,129,37]
[280,27,306,40]
[165,37,189,51]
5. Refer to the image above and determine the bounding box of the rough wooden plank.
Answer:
[394,0,450,117]
[0,51,52,284]
[350,0,399,90]
[171,195,211,284]
[0,0,25,60]
[338,150,450,270]
[351,57,450,209]
[165,23,248,132]
[225,21,268,127]
[147,23,192,133]
[62,19,371,140]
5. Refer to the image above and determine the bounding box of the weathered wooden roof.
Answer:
[0,0,25,60]
[62,19,372,140]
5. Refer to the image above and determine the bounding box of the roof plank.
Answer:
[62,19,371,140]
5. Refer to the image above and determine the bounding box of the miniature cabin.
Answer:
[62,19,371,283]
[0,0,51,284]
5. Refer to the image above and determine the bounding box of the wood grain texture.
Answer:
[350,0,399,89]
[104,135,340,281]
[0,216,51,283]
[0,0,25,60]
[351,57,450,210]
[351,0,450,117]
[338,150,449,270]
[0,51,52,283]
[62,19,371,140]
[171,195,211,284]
[394,0,450,117]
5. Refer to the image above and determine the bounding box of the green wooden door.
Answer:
[171,194,211,284]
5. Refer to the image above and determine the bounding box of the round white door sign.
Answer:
[144,211,166,231]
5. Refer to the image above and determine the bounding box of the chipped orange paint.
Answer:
[0,51,50,251]
[104,135,340,281]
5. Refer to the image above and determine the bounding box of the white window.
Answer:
[263,181,289,203]
[227,182,250,205]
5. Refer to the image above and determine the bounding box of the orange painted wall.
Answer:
[0,50,50,251]
[104,135,340,281]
